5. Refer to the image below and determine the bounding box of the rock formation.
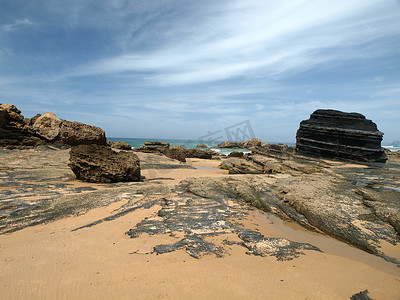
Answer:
[0,104,45,148]
[216,138,261,149]
[111,141,132,150]
[196,144,207,148]
[296,109,387,163]
[69,144,140,183]
[134,142,218,162]
[60,120,106,146]
[162,145,218,162]
[0,103,106,148]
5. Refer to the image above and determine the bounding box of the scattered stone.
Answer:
[228,151,244,158]
[350,290,373,300]
[162,146,218,162]
[216,138,262,149]
[144,141,170,147]
[135,141,170,153]
[69,144,140,183]
[111,141,132,150]
[296,109,387,162]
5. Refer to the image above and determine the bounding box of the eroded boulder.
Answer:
[69,144,140,183]
[60,120,106,146]
[162,145,218,162]
[111,141,132,150]
[32,112,62,141]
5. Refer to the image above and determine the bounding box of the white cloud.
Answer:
[1,18,34,31]
[64,0,400,85]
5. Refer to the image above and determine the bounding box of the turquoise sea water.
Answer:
[108,137,296,155]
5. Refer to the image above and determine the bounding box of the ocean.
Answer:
[108,137,399,154]
[383,145,400,152]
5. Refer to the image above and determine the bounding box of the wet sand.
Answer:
[1,156,400,299]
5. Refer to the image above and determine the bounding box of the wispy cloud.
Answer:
[1,18,34,31]
[0,0,399,142]
[64,0,400,85]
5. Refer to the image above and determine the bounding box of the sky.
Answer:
[1,0,400,143]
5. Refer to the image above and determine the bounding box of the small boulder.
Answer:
[144,141,170,147]
[228,151,244,158]
[69,144,140,183]
[32,112,62,141]
[111,141,132,150]
[197,144,207,148]
[216,141,242,148]
[241,138,262,148]
[162,145,218,162]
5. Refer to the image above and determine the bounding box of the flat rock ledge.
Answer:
[69,144,140,183]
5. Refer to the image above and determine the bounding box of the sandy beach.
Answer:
[1,149,400,300]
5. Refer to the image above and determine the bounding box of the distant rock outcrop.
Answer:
[196,144,207,148]
[216,138,261,149]
[162,145,218,162]
[69,144,140,183]
[134,142,218,162]
[296,109,387,163]
[111,141,132,150]
[0,103,106,148]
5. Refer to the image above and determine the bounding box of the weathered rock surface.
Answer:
[134,141,170,153]
[1,146,399,266]
[220,153,320,175]
[228,151,244,158]
[69,144,140,183]
[111,141,132,150]
[296,109,387,162]
[32,112,62,141]
[196,144,207,148]
[216,138,261,149]
[0,104,45,148]
[162,145,218,162]
[135,143,218,162]
[60,120,106,146]
[0,103,107,148]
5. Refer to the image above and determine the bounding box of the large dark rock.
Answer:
[69,144,140,183]
[296,109,387,163]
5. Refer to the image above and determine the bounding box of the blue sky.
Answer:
[1,0,400,143]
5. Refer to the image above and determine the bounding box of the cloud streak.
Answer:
[65,0,400,85]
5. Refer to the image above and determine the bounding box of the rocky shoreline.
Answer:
[1,105,399,299]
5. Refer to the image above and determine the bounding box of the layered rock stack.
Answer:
[296,109,387,163]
